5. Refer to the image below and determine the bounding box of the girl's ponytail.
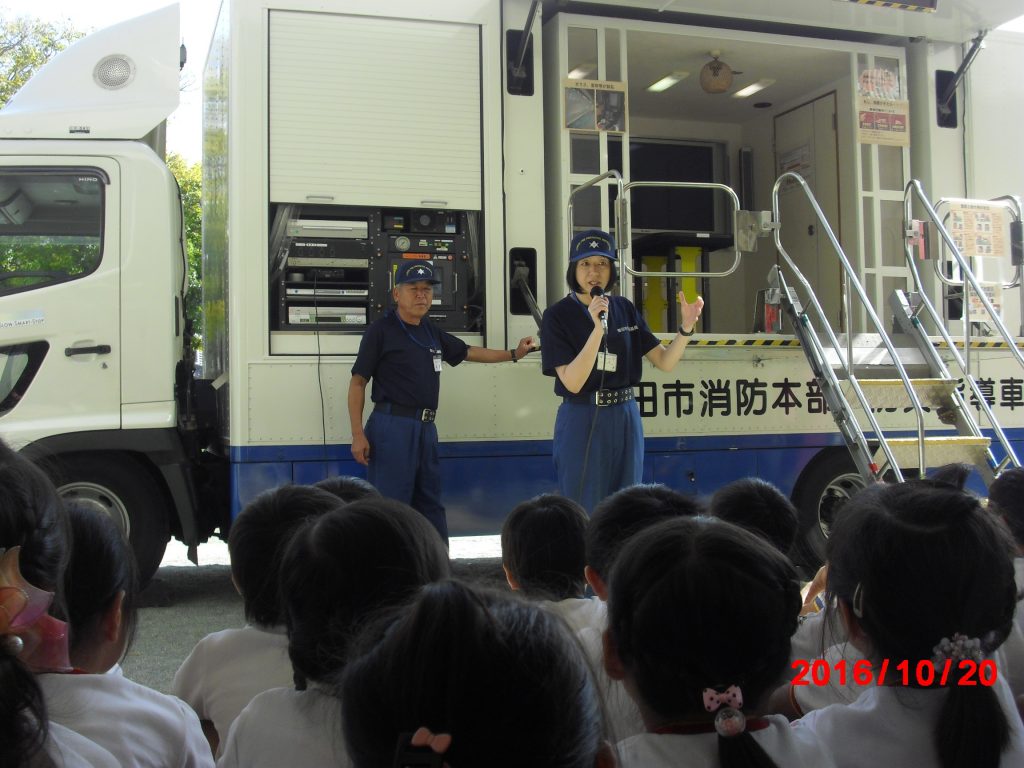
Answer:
[0,648,49,768]
[937,684,1009,768]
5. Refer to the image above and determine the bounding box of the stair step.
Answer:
[843,378,957,410]
[875,435,990,469]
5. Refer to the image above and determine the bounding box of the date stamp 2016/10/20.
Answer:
[791,658,998,688]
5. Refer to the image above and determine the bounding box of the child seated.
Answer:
[218,497,449,767]
[581,484,705,739]
[501,493,604,634]
[605,515,833,768]
[40,501,213,767]
[986,466,1024,702]
[0,440,118,768]
[340,579,615,768]
[173,484,343,755]
[792,481,1024,767]
[708,477,799,557]
[313,474,379,503]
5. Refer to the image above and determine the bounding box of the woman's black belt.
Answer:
[563,386,634,407]
[374,402,436,423]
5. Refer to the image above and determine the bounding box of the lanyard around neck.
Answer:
[396,311,437,351]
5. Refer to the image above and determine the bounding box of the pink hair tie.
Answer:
[0,547,71,670]
[395,727,452,768]
[411,727,452,755]
[702,685,744,713]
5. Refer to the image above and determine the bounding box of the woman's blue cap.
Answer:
[569,229,617,262]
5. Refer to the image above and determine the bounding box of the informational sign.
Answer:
[564,79,627,132]
[857,96,910,146]
[946,200,1010,323]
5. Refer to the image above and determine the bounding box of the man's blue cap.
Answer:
[395,260,441,285]
[569,229,617,262]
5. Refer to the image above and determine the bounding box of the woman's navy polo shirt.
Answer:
[540,294,660,398]
[352,311,469,410]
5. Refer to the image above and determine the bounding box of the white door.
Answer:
[775,93,842,330]
[0,159,121,446]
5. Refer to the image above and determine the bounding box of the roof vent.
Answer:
[93,55,136,90]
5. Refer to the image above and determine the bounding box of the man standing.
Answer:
[348,260,534,540]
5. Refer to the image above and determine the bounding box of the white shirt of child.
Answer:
[994,557,1024,697]
[541,596,607,636]
[39,669,214,768]
[616,715,836,768]
[172,624,293,757]
[217,685,350,768]
[46,721,120,768]
[793,676,1024,767]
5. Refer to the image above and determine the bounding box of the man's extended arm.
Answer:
[348,374,370,465]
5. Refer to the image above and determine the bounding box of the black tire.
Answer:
[791,449,867,569]
[54,453,171,585]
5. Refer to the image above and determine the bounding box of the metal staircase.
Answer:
[768,172,1022,487]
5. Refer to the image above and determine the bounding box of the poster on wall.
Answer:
[947,200,1009,323]
[564,79,627,132]
[856,67,909,146]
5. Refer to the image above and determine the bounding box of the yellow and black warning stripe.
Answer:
[843,0,936,11]
[686,338,802,347]
[934,340,1024,349]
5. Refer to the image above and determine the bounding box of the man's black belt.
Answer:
[374,402,436,423]
[563,386,634,407]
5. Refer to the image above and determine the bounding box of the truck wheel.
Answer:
[55,454,171,585]
[791,450,866,569]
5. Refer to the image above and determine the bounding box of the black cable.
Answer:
[312,271,328,459]
[576,329,609,504]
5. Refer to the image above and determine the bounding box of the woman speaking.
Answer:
[540,229,704,511]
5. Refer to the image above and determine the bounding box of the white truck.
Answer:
[1,0,1023,579]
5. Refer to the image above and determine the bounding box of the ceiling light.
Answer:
[647,70,689,92]
[568,62,595,79]
[732,79,777,99]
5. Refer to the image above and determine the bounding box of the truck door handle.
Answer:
[65,345,112,357]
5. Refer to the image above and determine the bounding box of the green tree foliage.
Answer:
[0,15,82,106]
[167,153,203,345]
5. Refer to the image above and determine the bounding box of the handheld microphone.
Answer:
[590,286,608,332]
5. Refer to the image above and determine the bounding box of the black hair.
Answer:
[340,579,607,768]
[708,477,799,556]
[313,475,380,504]
[501,493,588,600]
[63,500,140,662]
[0,440,70,767]
[607,516,800,768]
[987,467,1024,548]
[825,482,1018,768]
[586,483,705,582]
[926,462,973,491]
[228,484,344,627]
[565,258,618,294]
[280,497,450,687]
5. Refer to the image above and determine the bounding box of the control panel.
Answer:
[270,204,481,334]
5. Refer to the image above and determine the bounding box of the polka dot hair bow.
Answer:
[702,685,744,713]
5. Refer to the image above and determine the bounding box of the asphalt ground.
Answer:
[123,537,504,693]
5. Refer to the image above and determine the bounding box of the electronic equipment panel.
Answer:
[270,204,481,334]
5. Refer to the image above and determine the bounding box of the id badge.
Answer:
[596,351,618,372]
[433,349,443,373]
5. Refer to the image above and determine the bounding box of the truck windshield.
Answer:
[0,170,104,295]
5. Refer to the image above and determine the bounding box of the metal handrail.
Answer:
[619,181,743,279]
[928,198,1022,291]
[566,170,624,243]
[906,180,1024,371]
[901,181,1021,470]
[773,171,929,480]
